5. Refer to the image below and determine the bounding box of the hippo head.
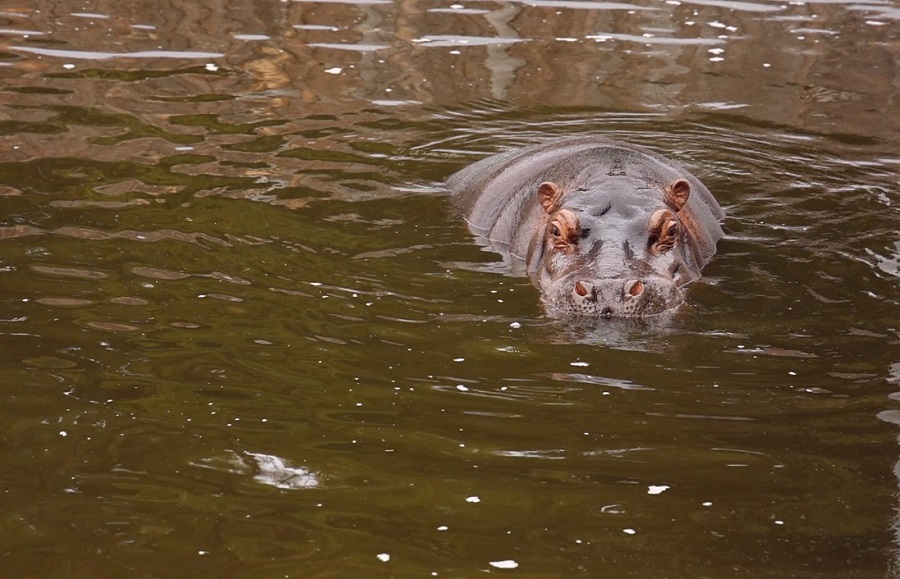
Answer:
[525,177,704,318]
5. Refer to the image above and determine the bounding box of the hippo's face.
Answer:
[526,177,703,318]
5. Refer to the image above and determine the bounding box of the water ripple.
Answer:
[10,46,224,60]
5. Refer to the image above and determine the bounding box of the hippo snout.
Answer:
[565,277,682,317]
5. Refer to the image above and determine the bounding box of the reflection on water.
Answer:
[0,0,899,575]
[879,362,900,577]
[194,451,321,489]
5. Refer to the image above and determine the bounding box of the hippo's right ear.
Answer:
[538,182,564,214]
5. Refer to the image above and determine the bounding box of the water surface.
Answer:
[1,0,899,576]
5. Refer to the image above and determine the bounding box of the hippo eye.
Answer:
[548,210,580,251]
[648,210,680,254]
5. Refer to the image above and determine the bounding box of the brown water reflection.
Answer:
[1,0,899,576]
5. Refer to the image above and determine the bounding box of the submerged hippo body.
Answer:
[447,137,725,317]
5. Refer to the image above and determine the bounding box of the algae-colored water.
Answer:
[1,1,898,576]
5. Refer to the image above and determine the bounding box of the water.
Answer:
[1,0,898,576]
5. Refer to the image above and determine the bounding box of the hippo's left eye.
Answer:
[550,224,561,237]
[648,209,680,253]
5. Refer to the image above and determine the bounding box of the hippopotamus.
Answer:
[447,137,725,317]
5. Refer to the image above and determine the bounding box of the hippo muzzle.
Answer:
[550,276,685,318]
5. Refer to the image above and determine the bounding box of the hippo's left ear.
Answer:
[538,182,564,214]
[665,179,691,211]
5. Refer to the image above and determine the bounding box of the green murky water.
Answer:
[1,0,898,576]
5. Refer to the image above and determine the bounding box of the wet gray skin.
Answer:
[447,137,725,317]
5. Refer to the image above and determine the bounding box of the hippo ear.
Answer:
[665,179,691,211]
[538,182,564,214]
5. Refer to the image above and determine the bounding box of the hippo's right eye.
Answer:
[547,210,580,252]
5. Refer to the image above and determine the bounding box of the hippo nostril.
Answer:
[574,281,597,302]
[625,279,644,298]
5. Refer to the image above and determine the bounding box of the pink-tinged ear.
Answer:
[538,182,564,214]
[665,179,691,211]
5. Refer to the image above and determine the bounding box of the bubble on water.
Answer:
[466,496,481,503]
[376,553,390,562]
[623,528,636,535]
[647,485,669,495]
[456,385,469,392]
[437,525,448,531]
[205,63,219,72]
[324,67,342,74]
[570,361,589,367]
[510,322,521,329]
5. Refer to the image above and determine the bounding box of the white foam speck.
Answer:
[324,67,342,74]
[647,485,669,495]
[377,553,390,562]
[466,496,481,503]
[489,560,518,569]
